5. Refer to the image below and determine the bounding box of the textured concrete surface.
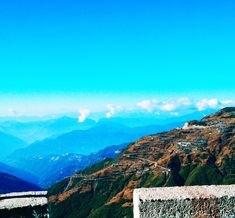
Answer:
[0,191,47,198]
[0,191,49,217]
[0,191,48,209]
[134,185,235,218]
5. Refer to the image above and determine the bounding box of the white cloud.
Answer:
[104,97,234,119]
[105,104,122,118]
[136,99,157,112]
[136,98,192,113]
[78,109,90,123]
[159,98,191,112]
[208,99,218,107]
[160,102,176,111]
[196,98,219,111]
[106,112,112,118]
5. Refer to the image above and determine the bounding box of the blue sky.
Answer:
[0,0,235,116]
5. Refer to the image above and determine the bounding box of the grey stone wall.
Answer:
[0,191,49,218]
[134,185,235,218]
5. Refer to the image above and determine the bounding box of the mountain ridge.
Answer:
[0,172,41,194]
[48,107,235,218]
[0,162,38,185]
[0,117,96,143]
[8,121,184,158]
[0,131,26,160]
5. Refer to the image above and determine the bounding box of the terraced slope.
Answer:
[48,107,235,218]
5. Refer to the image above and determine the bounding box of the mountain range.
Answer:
[0,109,218,194]
[0,162,38,185]
[7,121,185,158]
[0,116,96,143]
[4,121,184,187]
[0,109,213,144]
[5,143,128,188]
[0,172,41,194]
[48,107,235,218]
[0,131,26,160]
[100,109,216,127]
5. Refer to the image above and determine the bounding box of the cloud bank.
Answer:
[104,97,234,118]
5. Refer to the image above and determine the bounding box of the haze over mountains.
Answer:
[5,121,184,187]
[0,132,26,159]
[0,172,40,194]
[8,121,185,157]
[0,162,38,185]
[0,117,95,143]
[0,108,218,191]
